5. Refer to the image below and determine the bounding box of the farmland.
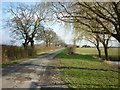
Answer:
[55,48,119,88]
[76,47,120,61]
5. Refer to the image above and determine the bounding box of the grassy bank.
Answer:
[55,49,119,88]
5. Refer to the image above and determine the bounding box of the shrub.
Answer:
[67,45,75,55]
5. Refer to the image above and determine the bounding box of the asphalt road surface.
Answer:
[2,49,68,89]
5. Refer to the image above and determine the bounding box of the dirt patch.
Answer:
[104,60,113,64]
[93,56,120,70]
[15,77,32,81]
[92,56,103,60]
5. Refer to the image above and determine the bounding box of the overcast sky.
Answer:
[0,0,120,47]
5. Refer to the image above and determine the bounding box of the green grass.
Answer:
[1,53,48,66]
[55,49,119,88]
[76,47,120,56]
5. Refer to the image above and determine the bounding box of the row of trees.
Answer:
[51,2,120,60]
[36,28,66,47]
[5,3,65,49]
[5,2,119,60]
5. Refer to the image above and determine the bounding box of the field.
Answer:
[55,48,119,88]
[34,44,63,54]
[76,47,120,61]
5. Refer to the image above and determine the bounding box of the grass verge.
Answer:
[55,49,119,88]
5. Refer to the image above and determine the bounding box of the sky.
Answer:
[0,0,120,47]
[0,1,75,46]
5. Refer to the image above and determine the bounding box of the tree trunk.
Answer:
[95,38,101,57]
[23,43,28,49]
[23,40,29,50]
[96,45,101,57]
[30,40,34,48]
[23,34,29,49]
[48,42,50,47]
[103,45,108,60]
[46,42,48,47]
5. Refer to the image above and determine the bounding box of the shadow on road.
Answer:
[15,63,120,73]
[29,82,71,89]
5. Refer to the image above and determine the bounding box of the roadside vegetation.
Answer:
[55,49,119,88]
[1,3,66,65]
[1,44,63,65]
[1,2,120,88]
[1,53,48,66]
[52,2,120,61]
[2,45,36,64]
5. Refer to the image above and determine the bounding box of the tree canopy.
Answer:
[52,2,120,42]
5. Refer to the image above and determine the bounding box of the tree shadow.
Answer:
[13,63,120,73]
[76,83,120,87]
[29,82,120,89]
[43,65,120,73]
[29,82,71,88]
[2,63,29,76]
[55,52,100,62]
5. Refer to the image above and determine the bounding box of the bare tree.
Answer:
[6,3,50,49]
[99,34,111,60]
[52,36,66,47]
[36,28,58,47]
[52,2,120,42]
[85,33,101,57]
